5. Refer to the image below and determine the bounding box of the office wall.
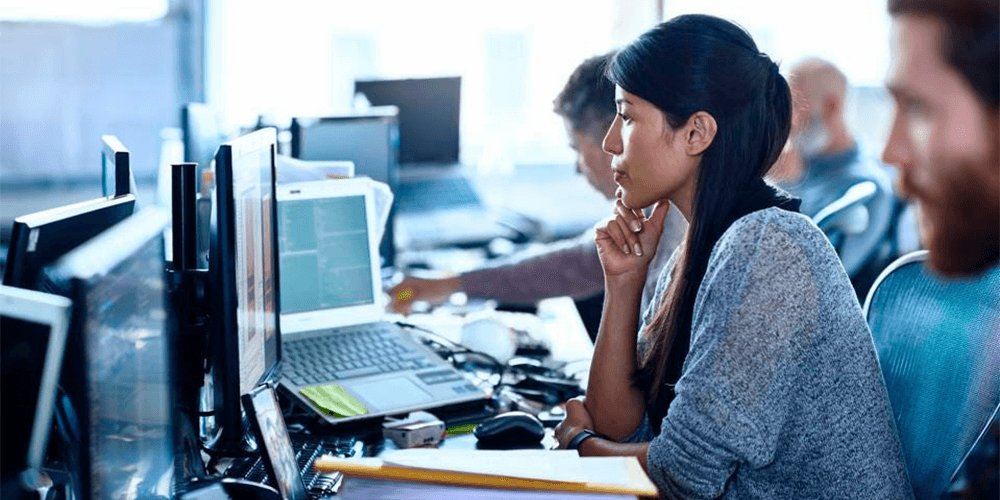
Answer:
[0,20,182,186]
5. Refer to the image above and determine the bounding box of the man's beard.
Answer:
[917,162,1000,277]
[793,115,829,160]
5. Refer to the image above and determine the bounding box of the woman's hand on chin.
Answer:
[595,199,670,280]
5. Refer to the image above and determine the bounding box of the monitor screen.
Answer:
[101,135,138,199]
[0,286,71,476]
[212,128,280,453]
[2,195,136,291]
[43,208,173,500]
[354,77,460,165]
[278,194,374,314]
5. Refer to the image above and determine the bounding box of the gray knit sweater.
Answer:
[626,207,912,499]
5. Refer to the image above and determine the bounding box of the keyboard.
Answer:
[396,177,482,214]
[229,436,363,499]
[282,325,438,386]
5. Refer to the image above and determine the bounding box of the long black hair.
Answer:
[606,14,796,430]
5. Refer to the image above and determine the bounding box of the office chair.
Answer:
[813,180,878,236]
[863,250,1000,499]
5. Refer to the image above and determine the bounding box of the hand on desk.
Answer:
[389,276,462,314]
[554,396,594,449]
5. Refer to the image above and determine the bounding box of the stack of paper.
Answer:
[314,449,658,499]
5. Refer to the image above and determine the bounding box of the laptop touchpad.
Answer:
[343,377,433,411]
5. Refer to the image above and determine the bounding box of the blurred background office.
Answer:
[0,0,909,278]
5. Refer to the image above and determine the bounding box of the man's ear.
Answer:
[683,111,717,156]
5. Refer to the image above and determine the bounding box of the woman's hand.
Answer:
[388,276,461,314]
[555,397,596,449]
[595,197,671,279]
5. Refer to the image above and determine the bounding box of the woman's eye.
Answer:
[906,100,928,117]
[618,112,631,123]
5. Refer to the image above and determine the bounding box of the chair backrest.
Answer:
[863,251,1000,499]
[813,180,878,232]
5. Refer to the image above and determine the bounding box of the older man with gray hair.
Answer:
[780,57,897,297]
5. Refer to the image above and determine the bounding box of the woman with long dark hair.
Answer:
[554,15,912,498]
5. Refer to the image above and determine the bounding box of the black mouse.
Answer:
[473,411,545,447]
[217,478,280,500]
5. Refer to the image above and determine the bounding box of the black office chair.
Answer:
[863,250,1000,499]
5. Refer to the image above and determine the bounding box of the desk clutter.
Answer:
[0,122,642,500]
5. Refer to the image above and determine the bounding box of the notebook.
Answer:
[275,178,489,425]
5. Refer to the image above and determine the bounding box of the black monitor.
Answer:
[208,127,281,454]
[0,285,71,481]
[41,207,173,500]
[354,76,460,165]
[2,195,136,291]
[182,102,224,172]
[101,135,138,199]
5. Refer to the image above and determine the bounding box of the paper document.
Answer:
[382,449,590,483]
[316,450,656,496]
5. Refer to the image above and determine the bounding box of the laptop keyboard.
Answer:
[230,436,363,499]
[283,325,439,386]
[397,177,482,214]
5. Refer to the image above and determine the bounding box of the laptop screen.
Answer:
[279,194,375,314]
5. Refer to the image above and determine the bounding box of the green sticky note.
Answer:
[300,384,367,418]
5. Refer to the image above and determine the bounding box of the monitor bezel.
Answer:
[2,195,136,290]
[212,127,282,452]
[100,135,134,198]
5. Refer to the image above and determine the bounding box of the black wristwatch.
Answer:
[567,429,602,450]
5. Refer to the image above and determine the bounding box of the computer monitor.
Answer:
[209,127,281,453]
[101,135,138,199]
[0,285,71,478]
[2,195,136,291]
[354,76,460,165]
[182,103,224,171]
[41,207,173,500]
[289,109,399,267]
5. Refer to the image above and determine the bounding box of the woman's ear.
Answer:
[683,111,717,156]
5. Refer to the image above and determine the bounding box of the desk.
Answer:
[214,297,593,497]
[390,296,594,385]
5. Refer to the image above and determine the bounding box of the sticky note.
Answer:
[300,384,367,418]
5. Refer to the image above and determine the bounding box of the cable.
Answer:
[395,321,506,391]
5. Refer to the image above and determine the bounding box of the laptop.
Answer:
[354,77,517,248]
[275,178,489,425]
[0,285,72,479]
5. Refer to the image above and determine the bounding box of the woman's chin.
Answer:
[619,189,647,210]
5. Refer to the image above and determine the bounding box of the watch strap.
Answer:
[567,429,602,450]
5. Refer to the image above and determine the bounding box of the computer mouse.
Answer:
[461,318,517,363]
[473,411,545,447]
[217,478,281,500]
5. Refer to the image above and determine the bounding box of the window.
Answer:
[1,0,168,23]
[207,0,640,167]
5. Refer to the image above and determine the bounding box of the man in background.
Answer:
[881,0,998,497]
[389,53,687,330]
[778,57,898,296]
